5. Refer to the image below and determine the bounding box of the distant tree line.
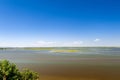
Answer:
[0,60,39,80]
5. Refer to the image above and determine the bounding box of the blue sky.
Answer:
[0,0,120,47]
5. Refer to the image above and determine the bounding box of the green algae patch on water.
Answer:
[50,49,79,53]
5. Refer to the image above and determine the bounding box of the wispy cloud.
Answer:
[0,41,84,47]
[0,42,28,47]
[94,38,101,42]
[73,41,83,44]
[36,41,56,47]
[37,41,56,44]
[33,40,84,47]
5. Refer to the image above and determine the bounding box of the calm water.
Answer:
[0,47,120,80]
[0,47,120,63]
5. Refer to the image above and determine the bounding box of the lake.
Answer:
[0,47,120,80]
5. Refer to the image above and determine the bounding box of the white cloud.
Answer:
[37,41,56,44]
[70,41,83,47]
[0,40,84,47]
[73,41,83,44]
[34,40,84,47]
[94,38,101,42]
[35,41,57,47]
[0,42,28,47]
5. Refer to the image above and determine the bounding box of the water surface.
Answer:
[0,47,120,80]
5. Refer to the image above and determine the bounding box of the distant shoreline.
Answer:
[0,46,120,48]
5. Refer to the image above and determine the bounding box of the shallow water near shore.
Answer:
[0,47,120,80]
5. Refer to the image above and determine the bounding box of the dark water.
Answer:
[0,47,120,80]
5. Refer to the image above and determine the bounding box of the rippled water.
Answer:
[0,47,120,63]
[0,47,120,80]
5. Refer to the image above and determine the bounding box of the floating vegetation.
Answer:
[50,49,79,53]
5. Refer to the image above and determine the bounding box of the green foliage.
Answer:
[0,60,21,80]
[0,60,39,80]
[21,69,39,80]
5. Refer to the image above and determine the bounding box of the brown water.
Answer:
[0,48,120,80]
